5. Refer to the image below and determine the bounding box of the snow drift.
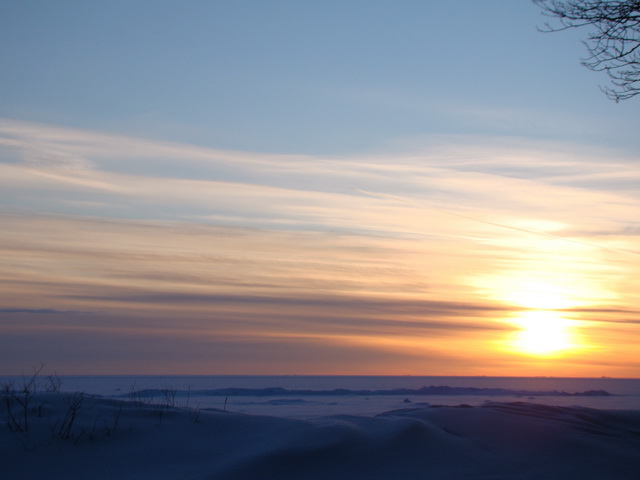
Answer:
[2,391,640,480]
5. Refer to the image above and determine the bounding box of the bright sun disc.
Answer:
[509,310,577,357]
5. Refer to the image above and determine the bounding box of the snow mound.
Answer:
[2,393,639,479]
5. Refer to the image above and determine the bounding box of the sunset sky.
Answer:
[1,1,639,377]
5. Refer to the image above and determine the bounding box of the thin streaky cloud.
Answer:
[0,308,80,314]
[356,189,640,259]
[1,120,639,375]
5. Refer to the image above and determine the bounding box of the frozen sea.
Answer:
[5,375,638,418]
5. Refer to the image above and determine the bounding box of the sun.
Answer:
[507,310,578,357]
[471,255,614,359]
[472,272,604,358]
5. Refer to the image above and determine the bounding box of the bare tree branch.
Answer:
[534,0,640,101]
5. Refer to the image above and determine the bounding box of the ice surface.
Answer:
[9,375,635,417]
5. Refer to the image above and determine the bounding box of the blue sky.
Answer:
[1,1,639,376]
[1,1,638,154]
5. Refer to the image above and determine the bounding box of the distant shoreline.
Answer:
[122,385,613,398]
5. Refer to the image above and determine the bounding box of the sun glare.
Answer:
[473,270,602,358]
[508,310,577,357]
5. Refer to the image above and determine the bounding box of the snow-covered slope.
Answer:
[2,392,640,479]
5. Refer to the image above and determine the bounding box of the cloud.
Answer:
[2,119,639,256]
[0,308,76,314]
[1,119,640,375]
[62,291,512,334]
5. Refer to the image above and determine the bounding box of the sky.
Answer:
[1,1,639,377]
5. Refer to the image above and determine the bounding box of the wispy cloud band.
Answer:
[1,119,639,375]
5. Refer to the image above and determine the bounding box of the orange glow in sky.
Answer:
[2,0,640,379]
[0,122,639,377]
